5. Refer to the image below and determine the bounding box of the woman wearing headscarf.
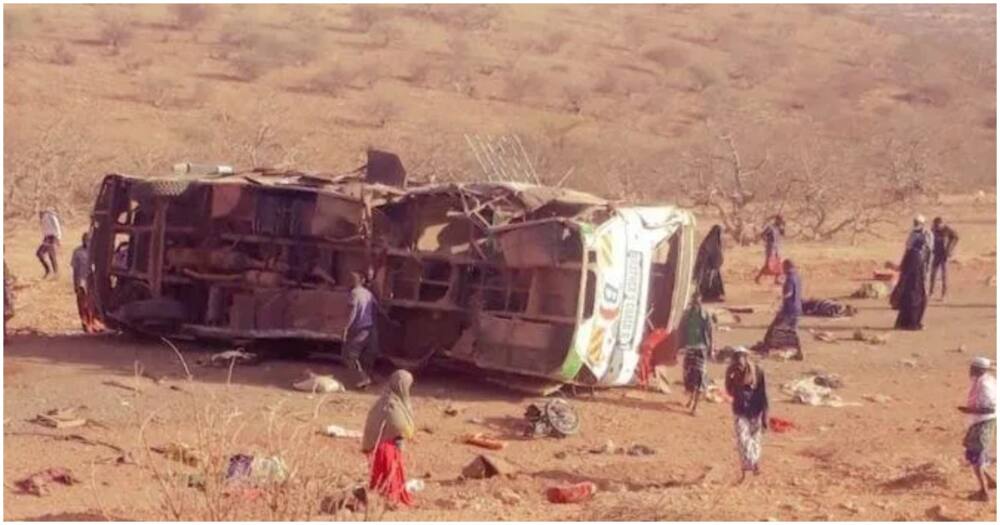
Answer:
[361,370,416,506]
[693,225,726,302]
[892,232,929,330]
[725,347,769,482]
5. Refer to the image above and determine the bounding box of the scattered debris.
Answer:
[704,383,731,404]
[292,371,345,394]
[33,408,88,429]
[323,425,362,439]
[321,486,368,514]
[925,504,958,521]
[899,359,918,368]
[811,330,837,343]
[405,479,425,493]
[626,444,656,456]
[466,416,485,425]
[554,450,567,460]
[872,271,896,283]
[768,417,795,433]
[852,329,889,345]
[151,442,204,467]
[811,372,844,389]
[652,365,673,394]
[495,488,523,505]
[955,344,967,354]
[459,433,507,450]
[851,282,889,299]
[251,456,289,483]
[103,379,143,393]
[15,468,79,496]
[545,481,597,504]
[443,402,464,417]
[590,439,619,454]
[206,349,260,367]
[523,399,580,438]
[710,308,741,324]
[864,394,894,405]
[726,306,755,314]
[803,298,857,317]
[461,454,516,479]
[839,502,861,514]
[782,377,858,407]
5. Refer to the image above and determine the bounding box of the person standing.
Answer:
[892,234,929,330]
[343,271,379,389]
[70,233,103,333]
[929,217,959,300]
[760,259,804,360]
[904,215,933,272]
[725,347,769,482]
[958,357,996,502]
[694,225,725,302]
[361,370,416,507]
[754,215,785,285]
[36,208,63,278]
[681,294,713,415]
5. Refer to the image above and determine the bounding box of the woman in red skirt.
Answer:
[754,215,785,285]
[361,370,416,506]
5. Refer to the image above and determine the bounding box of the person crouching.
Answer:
[361,370,416,507]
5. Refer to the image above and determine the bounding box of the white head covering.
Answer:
[971,357,992,370]
[914,214,926,225]
[733,346,750,354]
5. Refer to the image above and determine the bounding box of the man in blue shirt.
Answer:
[760,259,804,360]
[342,272,379,389]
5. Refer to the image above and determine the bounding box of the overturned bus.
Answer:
[87,155,696,389]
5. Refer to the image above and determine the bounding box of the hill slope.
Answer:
[3,4,996,220]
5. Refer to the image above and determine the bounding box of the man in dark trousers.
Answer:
[342,271,379,389]
[930,216,959,300]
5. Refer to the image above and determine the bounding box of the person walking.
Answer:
[681,294,713,415]
[343,271,379,389]
[361,370,416,507]
[760,259,804,359]
[36,208,63,278]
[929,217,959,300]
[754,215,785,285]
[959,357,996,502]
[892,234,929,331]
[725,347,769,482]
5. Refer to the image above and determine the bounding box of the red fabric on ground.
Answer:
[760,254,783,276]
[369,440,413,506]
[768,416,795,433]
[546,481,596,503]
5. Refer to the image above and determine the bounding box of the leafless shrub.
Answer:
[500,68,542,103]
[98,14,133,51]
[362,97,399,128]
[169,4,210,30]
[49,42,76,66]
[348,4,379,32]
[533,31,569,55]
[426,5,498,31]
[642,45,688,72]
[446,36,469,56]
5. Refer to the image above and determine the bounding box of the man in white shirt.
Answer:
[36,208,63,278]
[959,357,997,501]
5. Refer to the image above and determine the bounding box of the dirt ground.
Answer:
[2,195,996,521]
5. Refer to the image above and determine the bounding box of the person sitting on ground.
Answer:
[70,233,104,333]
[759,259,803,360]
[694,225,726,302]
[930,216,959,300]
[754,215,785,286]
[681,294,713,415]
[725,347,768,483]
[343,271,380,389]
[362,369,416,507]
[958,357,996,502]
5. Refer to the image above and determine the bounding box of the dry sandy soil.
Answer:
[2,195,996,521]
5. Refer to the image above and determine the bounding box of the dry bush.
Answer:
[642,45,688,72]
[169,4,211,30]
[219,28,317,80]
[533,31,570,55]
[500,68,543,104]
[104,380,382,521]
[426,5,498,31]
[362,97,400,128]
[98,14,133,51]
[49,42,76,66]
